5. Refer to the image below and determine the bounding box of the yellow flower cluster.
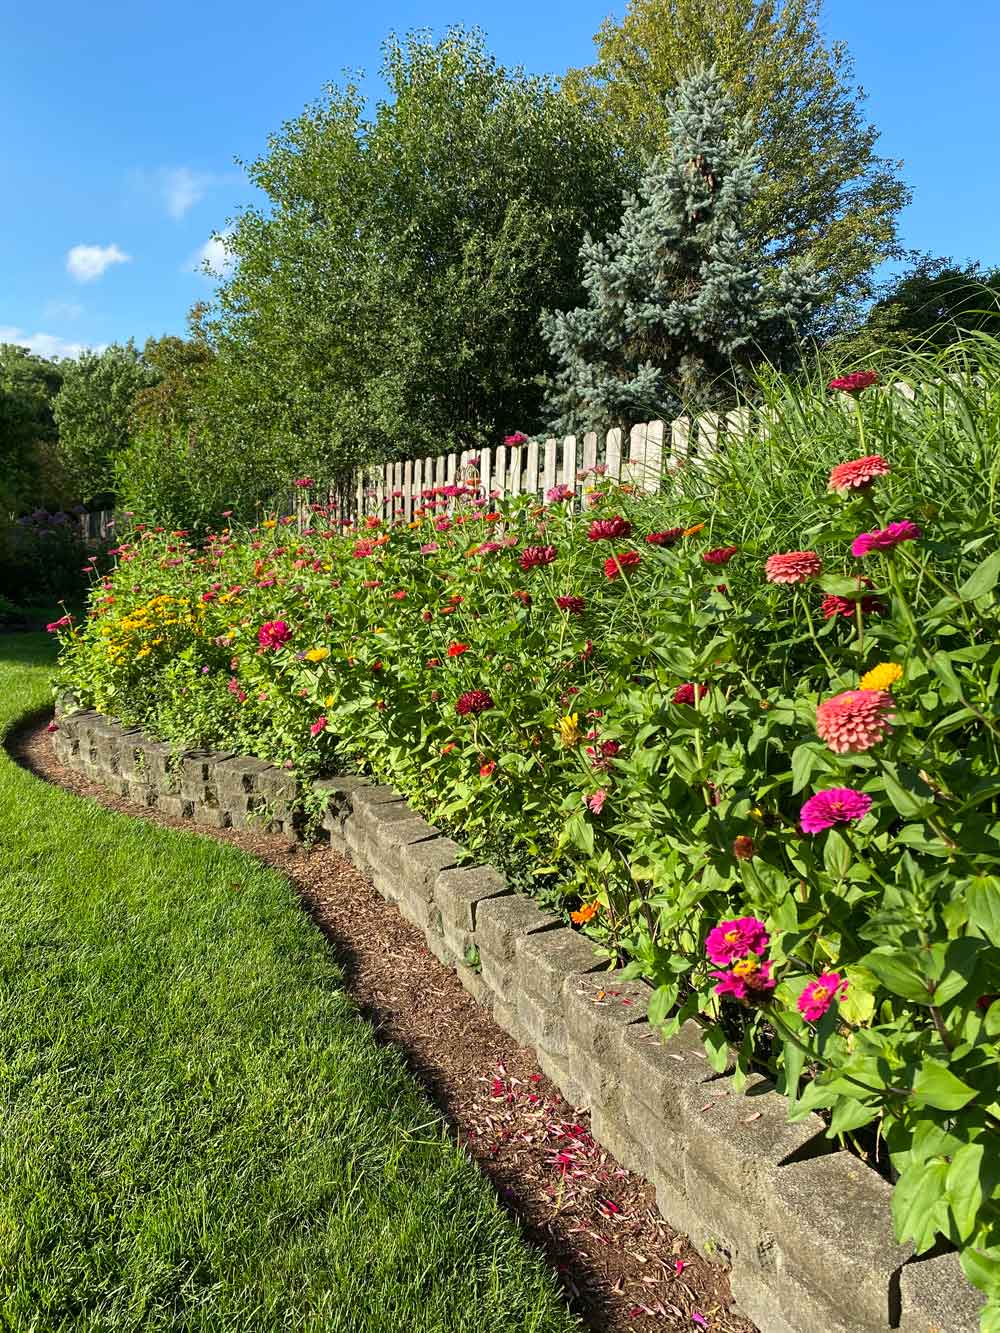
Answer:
[99,594,205,665]
[859,662,903,691]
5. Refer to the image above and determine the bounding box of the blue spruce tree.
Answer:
[541,66,819,434]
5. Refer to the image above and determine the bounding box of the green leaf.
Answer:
[828,1096,880,1136]
[960,1243,1000,1300]
[702,1024,730,1073]
[892,1158,950,1253]
[968,876,1000,946]
[863,948,932,1002]
[790,742,818,795]
[911,1060,977,1111]
[946,1142,985,1241]
[823,828,852,879]
[958,548,1000,601]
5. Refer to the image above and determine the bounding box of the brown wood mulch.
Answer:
[9,716,757,1333]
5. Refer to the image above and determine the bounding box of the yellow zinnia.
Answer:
[305,647,330,663]
[556,713,583,747]
[860,662,903,691]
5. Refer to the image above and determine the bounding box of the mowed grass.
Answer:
[0,633,578,1333]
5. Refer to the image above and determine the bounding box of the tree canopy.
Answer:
[0,343,65,513]
[562,0,910,327]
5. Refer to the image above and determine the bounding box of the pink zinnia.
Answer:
[352,539,376,558]
[604,550,640,579]
[504,431,529,446]
[828,454,890,493]
[456,689,494,716]
[588,516,632,541]
[705,916,769,966]
[520,545,557,571]
[828,370,878,395]
[645,528,683,547]
[546,485,574,503]
[798,972,848,1022]
[765,550,822,584]
[293,477,315,488]
[816,689,894,753]
[711,959,775,1000]
[586,789,608,815]
[258,620,292,651]
[555,595,586,614]
[703,546,738,566]
[310,716,328,737]
[800,787,872,833]
[672,682,707,706]
[851,520,921,557]
[419,542,439,555]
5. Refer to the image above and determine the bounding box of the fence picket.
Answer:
[642,421,664,492]
[524,439,540,495]
[560,435,576,488]
[542,439,559,493]
[670,416,690,469]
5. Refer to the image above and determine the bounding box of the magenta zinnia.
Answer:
[765,550,822,584]
[828,370,878,395]
[851,520,921,557]
[703,546,738,566]
[816,689,894,753]
[712,958,775,1001]
[828,454,890,493]
[705,916,769,966]
[456,689,494,716]
[800,787,872,833]
[588,516,632,541]
[257,620,292,651]
[519,545,557,571]
[798,972,848,1022]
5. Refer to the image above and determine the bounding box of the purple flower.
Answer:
[800,787,872,834]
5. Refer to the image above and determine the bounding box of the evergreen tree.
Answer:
[541,66,819,435]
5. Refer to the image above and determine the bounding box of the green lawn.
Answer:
[0,633,577,1333]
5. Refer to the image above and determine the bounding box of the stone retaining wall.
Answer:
[49,704,985,1333]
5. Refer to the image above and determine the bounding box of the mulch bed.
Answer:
[9,715,757,1333]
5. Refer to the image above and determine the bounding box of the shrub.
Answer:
[0,508,104,605]
[56,355,1000,1321]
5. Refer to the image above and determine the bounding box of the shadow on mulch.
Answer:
[8,713,757,1333]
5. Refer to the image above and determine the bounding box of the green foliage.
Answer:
[52,340,156,504]
[205,26,634,469]
[0,637,578,1333]
[58,335,1000,1323]
[0,342,66,513]
[563,0,909,325]
[541,66,819,432]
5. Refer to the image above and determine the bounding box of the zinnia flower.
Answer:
[703,546,738,566]
[645,528,683,547]
[293,477,315,488]
[504,431,529,446]
[604,550,640,579]
[816,689,894,753]
[672,682,707,706]
[310,716,328,737]
[448,642,469,657]
[828,370,878,395]
[585,790,607,815]
[512,589,532,606]
[765,550,822,584]
[555,595,585,614]
[798,972,848,1022]
[859,662,903,691]
[821,586,884,619]
[712,958,775,1001]
[479,761,496,778]
[732,835,755,861]
[258,620,292,651]
[352,539,376,558]
[828,454,890,493]
[571,901,600,924]
[420,542,440,555]
[851,520,921,557]
[546,485,574,503]
[705,916,769,966]
[800,787,872,833]
[304,647,330,662]
[519,545,557,571]
[588,516,632,541]
[456,689,494,716]
[556,714,584,747]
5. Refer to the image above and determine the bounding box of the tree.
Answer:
[828,257,1000,361]
[0,343,65,513]
[205,27,636,475]
[562,0,909,325]
[53,341,156,505]
[541,66,819,435]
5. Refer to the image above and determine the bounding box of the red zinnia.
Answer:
[604,550,640,579]
[588,516,632,541]
[456,689,494,716]
[703,546,738,566]
[828,370,878,395]
[448,642,469,657]
[479,761,496,777]
[672,683,708,706]
[555,595,586,614]
[519,545,557,571]
[828,454,890,494]
[645,528,683,547]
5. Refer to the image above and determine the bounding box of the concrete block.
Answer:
[193,803,230,829]
[351,783,407,812]
[256,765,298,803]
[535,1048,585,1109]
[515,927,604,1005]
[590,1098,651,1178]
[731,1263,877,1333]
[399,836,462,901]
[897,1252,985,1333]
[157,794,192,820]
[769,1152,910,1330]
[442,917,476,965]
[620,1019,710,1127]
[454,961,492,1008]
[564,971,649,1105]
[476,893,559,963]
[435,866,509,933]
[491,997,530,1047]
[517,989,568,1059]
[369,815,440,880]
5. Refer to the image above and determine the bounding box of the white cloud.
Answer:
[0,325,105,360]
[43,299,84,321]
[131,166,238,220]
[66,243,131,283]
[186,231,235,279]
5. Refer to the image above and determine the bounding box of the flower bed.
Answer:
[54,403,1000,1321]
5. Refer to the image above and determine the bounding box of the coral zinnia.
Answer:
[555,595,586,614]
[456,689,494,716]
[828,370,878,395]
[828,454,890,493]
[588,516,632,541]
[604,550,640,579]
[645,528,683,547]
[703,546,738,565]
[816,689,894,753]
[851,520,921,557]
[672,682,707,706]
[859,662,903,691]
[705,916,769,966]
[519,545,557,571]
[765,550,822,584]
[448,642,470,657]
[798,972,848,1022]
[800,787,872,833]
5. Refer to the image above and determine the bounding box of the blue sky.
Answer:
[2,0,998,360]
